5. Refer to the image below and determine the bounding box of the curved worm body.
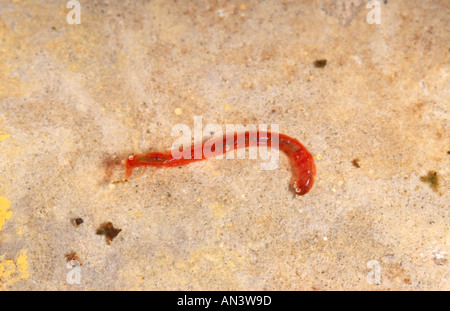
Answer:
[124,131,316,195]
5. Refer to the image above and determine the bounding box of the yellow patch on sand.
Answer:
[0,196,12,232]
[0,250,29,288]
[0,133,11,142]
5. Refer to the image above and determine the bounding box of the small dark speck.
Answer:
[447,151,450,155]
[313,59,327,68]
[420,170,439,192]
[65,251,82,264]
[71,217,84,227]
[351,158,361,168]
[96,222,121,245]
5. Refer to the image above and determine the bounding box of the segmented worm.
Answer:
[124,131,316,195]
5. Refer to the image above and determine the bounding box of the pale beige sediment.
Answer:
[0,0,448,290]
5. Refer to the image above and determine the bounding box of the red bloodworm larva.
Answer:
[124,131,316,195]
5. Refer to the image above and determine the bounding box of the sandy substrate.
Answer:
[0,0,448,290]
